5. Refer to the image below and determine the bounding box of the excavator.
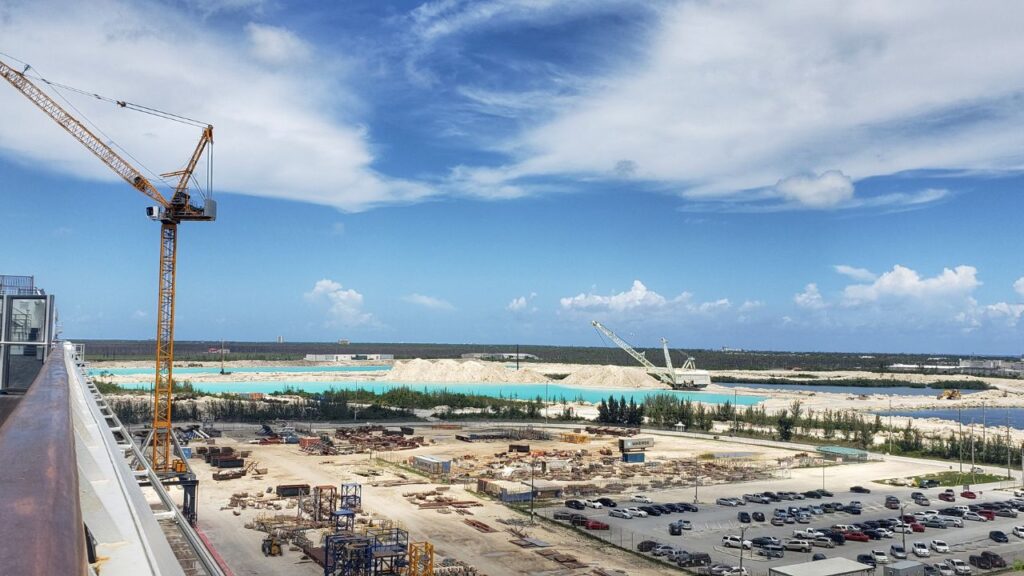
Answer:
[0,57,215,478]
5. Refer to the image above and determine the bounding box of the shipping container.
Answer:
[508,444,530,453]
[216,458,244,469]
[400,426,415,436]
[410,455,451,475]
[181,447,192,459]
[276,484,311,497]
[622,452,646,463]
[618,437,654,452]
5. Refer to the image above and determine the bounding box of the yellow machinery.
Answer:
[0,57,215,472]
[937,389,962,400]
[261,536,282,557]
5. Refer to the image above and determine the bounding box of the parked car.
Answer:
[565,499,585,510]
[945,558,971,575]
[631,494,652,503]
[939,492,956,502]
[570,514,588,526]
[963,512,986,522]
[639,506,661,517]
[677,552,711,568]
[960,491,977,499]
[978,510,995,521]
[596,497,617,507]
[872,550,890,564]
[845,531,870,542]
[624,507,648,518]
[802,490,822,499]
[916,497,932,506]
[911,523,926,532]
[850,486,871,493]
[932,563,954,576]
[584,519,609,530]
[722,535,753,550]
[751,536,780,548]
[980,551,1006,568]
[771,517,785,526]
[676,520,692,531]
[856,553,877,567]
[677,502,699,512]
[583,499,603,509]
[931,539,950,553]
[913,542,931,557]
[813,536,835,549]
[752,512,765,522]
[610,509,632,519]
[784,539,812,553]
[969,555,993,570]
[812,553,827,561]
[717,497,740,507]
[890,544,907,559]
[924,518,947,529]
[793,528,822,539]
[920,478,941,488]
[738,511,751,523]
[1013,525,1024,538]
[990,530,1009,543]
[636,540,657,553]
[758,544,784,558]
[994,508,1018,518]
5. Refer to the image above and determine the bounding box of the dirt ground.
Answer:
[191,425,807,576]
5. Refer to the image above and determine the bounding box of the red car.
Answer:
[979,510,995,521]
[911,523,925,532]
[901,514,916,523]
[961,491,977,499]
[585,520,609,530]
[939,493,956,502]
[844,531,870,542]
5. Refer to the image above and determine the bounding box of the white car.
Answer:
[912,542,930,557]
[930,540,950,553]
[624,507,648,518]
[717,497,740,507]
[893,523,913,533]
[1013,525,1024,538]
[963,512,986,522]
[722,535,752,549]
[934,563,955,576]
[871,550,890,564]
[609,509,631,519]
[876,528,894,538]
[945,558,971,575]
[584,499,603,509]
[721,568,748,576]
[631,494,652,503]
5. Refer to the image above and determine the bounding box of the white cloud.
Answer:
[1015,277,1024,298]
[834,265,877,283]
[697,298,731,313]
[305,279,373,326]
[507,292,537,312]
[738,300,764,313]
[775,171,854,208]
[560,280,677,312]
[794,284,826,310]
[245,23,311,66]
[842,265,979,305]
[452,2,1024,209]
[0,0,430,212]
[403,293,455,311]
[132,309,147,319]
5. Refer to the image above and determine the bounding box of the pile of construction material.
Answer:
[435,557,480,576]
[403,487,483,513]
[333,425,426,453]
[384,358,549,384]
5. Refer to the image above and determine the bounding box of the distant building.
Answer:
[304,353,394,361]
[0,275,56,391]
[461,352,539,361]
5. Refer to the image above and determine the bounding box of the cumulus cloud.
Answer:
[775,171,855,208]
[507,292,537,312]
[246,23,311,65]
[738,300,764,313]
[403,293,455,311]
[560,280,676,312]
[794,284,826,310]
[305,279,373,326]
[842,265,980,305]
[834,265,877,283]
[0,0,430,212]
[1015,277,1024,297]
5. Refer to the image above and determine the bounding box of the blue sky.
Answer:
[2,0,1024,354]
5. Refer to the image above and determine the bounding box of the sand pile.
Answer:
[561,365,666,389]
[383,359,550,384]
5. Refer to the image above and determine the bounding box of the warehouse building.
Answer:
[769,557,874,576]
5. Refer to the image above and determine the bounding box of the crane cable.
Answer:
[1,52,212,196]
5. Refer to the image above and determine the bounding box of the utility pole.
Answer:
[888,398,893,454]
[971,420,976,485]
[1007,411,1012,482]
[901,503,907,552]
[738,525,748,574]
[733,389,739,434]
[530,456,536,522]
[958,407,964,475]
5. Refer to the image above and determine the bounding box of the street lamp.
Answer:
[901,503,907,553]
[738,525,748,573]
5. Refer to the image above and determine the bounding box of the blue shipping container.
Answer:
[622,453,645,463]
[181,447,192,459]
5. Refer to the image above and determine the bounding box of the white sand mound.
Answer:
[383,359,550,384]
[561,365,666,389]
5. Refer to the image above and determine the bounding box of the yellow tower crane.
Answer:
[0,57,215,473]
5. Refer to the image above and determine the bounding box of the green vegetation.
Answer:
[595,395,644,426]
[710,376,993,390]
[877,470,1011,487]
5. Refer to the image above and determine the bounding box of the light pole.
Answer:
[901,503,907,552]
[738,525,748,573]
[822,458,826,491]
[530,456,536,522]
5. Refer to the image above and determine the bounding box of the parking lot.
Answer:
[541,481,1024,574]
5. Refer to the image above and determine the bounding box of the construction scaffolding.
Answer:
[340,482,362,510]
[368,527,409,576]
[313,485,338,522]
[324,532,373,576]
[408,542,434,576]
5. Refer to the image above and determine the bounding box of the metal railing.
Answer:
[0,345,87,575]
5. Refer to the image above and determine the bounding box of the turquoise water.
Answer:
[115,379,765,405]
[90,365,390,376]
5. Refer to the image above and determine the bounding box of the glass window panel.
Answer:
[8,298,46,342]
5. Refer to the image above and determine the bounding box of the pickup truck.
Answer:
[793,528,822,539]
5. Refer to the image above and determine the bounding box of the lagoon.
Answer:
[90,365,390,376]
[116,379,765,406]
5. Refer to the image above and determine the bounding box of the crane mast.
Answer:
[591,321,677,386]
[660,338,677,386]
[0,58,215,474]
